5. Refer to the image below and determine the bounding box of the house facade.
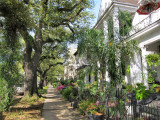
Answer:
[64,47,77,80]
[95,0,160,86]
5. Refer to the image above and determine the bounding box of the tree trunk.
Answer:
[43,77,48,86]
[22,13,43,97]
[39,76,44,89]
[24,44,41,96]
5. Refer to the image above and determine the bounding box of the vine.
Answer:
[145,53,160,84]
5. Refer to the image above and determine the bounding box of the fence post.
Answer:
[106,89,109,120]
[132,91,137,119]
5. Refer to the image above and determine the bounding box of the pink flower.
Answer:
[58,85,65,90]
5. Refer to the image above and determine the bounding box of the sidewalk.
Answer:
[41,84,87,120]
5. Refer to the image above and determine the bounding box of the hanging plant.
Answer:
[146,53,160,67]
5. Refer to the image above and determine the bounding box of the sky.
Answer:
[68,0,101,49]
[91,0,101,27]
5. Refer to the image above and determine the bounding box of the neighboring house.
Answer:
[74,51,95,83]
[95,0,160,86]
[64,47,77,80]
[64,46,94,83]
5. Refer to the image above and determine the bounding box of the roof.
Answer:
[116,0,139,5]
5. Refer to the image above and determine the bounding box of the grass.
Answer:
[1,92,46,120]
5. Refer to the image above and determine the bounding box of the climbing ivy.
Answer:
[145,53,160,84]
[118,10,132,36]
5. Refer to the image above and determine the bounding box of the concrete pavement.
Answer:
[41,84,87,120]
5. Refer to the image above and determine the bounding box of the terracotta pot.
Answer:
[93,113,104,120]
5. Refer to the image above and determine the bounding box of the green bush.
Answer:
[43,85,48,90]
[0,78,14,112]
[135,83,152,100]
[52,82,57,88]
[62,86,73,100]
[78,98,94,115]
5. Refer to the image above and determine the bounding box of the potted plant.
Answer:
[135,83,152,100]
[93,112,104,120]
[152,84,160,93]
[87,102,105,120]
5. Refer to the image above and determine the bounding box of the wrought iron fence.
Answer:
[106,89,160,120]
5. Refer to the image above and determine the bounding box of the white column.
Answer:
[91,68,95,83]
[141,46,149,87]
[130,52,143,85]
[113,7,120,42]
[105,70,110,82]
[84,69,89,84]
[103,19,108,42]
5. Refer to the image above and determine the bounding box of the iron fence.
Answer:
[106,89,160,120]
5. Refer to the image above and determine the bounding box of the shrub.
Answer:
[52,82,57,88]
[57,85,65,91]
[0,78,15,112]
[78,99,93,115]
[135,83,152,100]
[62,86,73,100]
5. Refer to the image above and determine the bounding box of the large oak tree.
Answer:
[0,0,94,96]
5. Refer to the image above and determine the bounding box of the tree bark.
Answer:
[39,74,44,89]
[23,27,42,96]
[24,48,41,96]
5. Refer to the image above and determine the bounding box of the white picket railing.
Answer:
[130,8,160,36]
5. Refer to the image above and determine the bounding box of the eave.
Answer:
[94,1,138,29]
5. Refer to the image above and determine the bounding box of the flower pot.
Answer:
[154,86,160,93]
[93,112,104,120]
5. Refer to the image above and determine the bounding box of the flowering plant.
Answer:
[57,85,65,90]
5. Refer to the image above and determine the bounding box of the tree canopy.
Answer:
[0,0,94,97]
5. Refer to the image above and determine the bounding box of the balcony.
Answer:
[130,8,160,35]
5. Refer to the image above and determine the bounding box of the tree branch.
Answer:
[57,0,83,12]
[38,62,63,77]
[51,7,84,28]
[67,24,75,34]
[43,37,63,44]
[40,55,56,61]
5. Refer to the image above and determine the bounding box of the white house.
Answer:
[64,47,77,80]
[95,0,160,86]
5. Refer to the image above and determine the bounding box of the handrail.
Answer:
[130,8,160,35]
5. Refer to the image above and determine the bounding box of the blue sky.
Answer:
[68,0,101,48]
[91,0,101,26]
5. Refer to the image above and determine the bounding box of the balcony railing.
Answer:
[130,8,160,36]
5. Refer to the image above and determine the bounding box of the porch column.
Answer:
[103,19,110,82]
[141,46,149,87]
[103,19,108,42]
[130,52,143,85]
[84,69,89,84]
[91,68,95,83]
[113,7,120,42]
